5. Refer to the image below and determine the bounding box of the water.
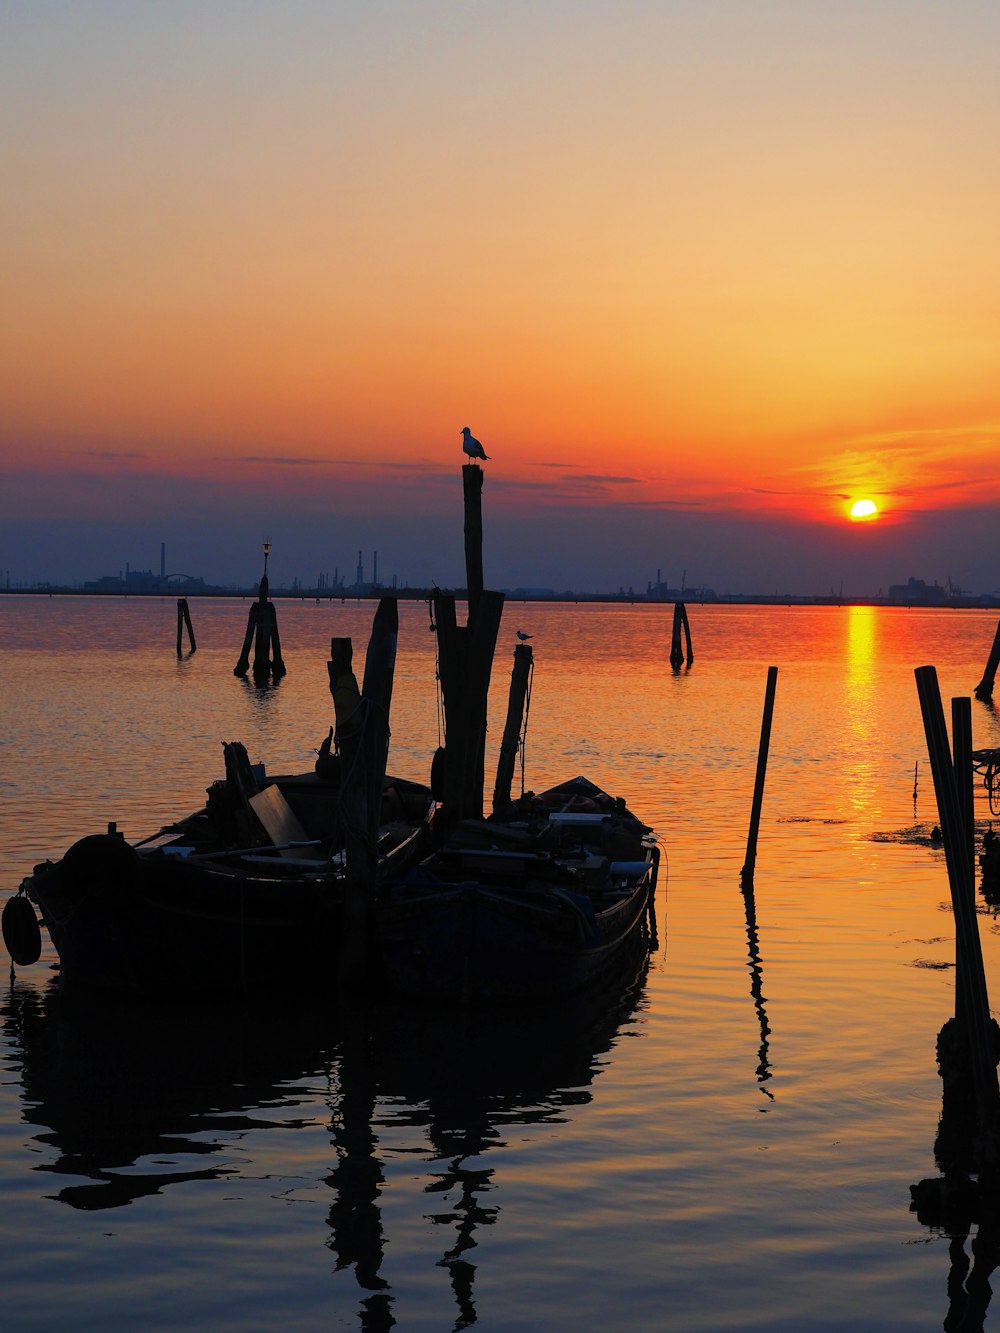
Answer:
[3,596,1000,1330]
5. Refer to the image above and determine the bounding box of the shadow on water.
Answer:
[3,950,649,1328]
[1,979,330,1211]
[740,877,773,1102]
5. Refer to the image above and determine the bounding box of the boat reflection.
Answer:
[2,980,335,1211]
[4,950,649,1327]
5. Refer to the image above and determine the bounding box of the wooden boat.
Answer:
[375,775,659,1002]
[15,741,435,998]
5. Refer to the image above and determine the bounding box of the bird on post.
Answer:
[461,426,490,461]
[516,630,532,641]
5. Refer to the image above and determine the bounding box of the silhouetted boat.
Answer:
[15,741,435,997]
[376,775,659,1002]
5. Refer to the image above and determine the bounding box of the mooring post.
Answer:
[233,603,258,676]
[265,601,286,678]
[915,665,1000,1167]
[975,620,1000,702]
[434,588,505,832]
[252,575,272,679]
[329,599,399,993]
[952,696,975,1025]
[463,463,485,628]
[492,642,533,815]
[741,665,778,889]
[359,597,399,813]
[176,598,196,656]
[670,602,693,668]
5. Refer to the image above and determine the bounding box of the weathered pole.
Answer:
[434,589,504,830]
[952,696,974,1025]
[975,620,1000,702]
[329,599,398,992]
[234,603,258,676]
[740,665,778,889]
[234,574,286,680]
[176,597,196,656]
[431,459,505,832]
[463,463,484,628]
[492,642,534,815]
[915,665,1000,1168]
[669,602,693,668]
[252,575,273,679]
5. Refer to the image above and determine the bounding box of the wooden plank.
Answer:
[248,785,322,859]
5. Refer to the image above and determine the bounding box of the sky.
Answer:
[3,1,1000,596]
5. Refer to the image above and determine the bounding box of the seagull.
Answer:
[516,630,532,641]
[461,426,490,461]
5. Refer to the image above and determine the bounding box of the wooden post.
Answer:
[264,602,286,678]
[434,588,505,831]
[915,665,1000,1165]
[463,464,484,628]
[234,603,258,676]
[329,598,399,991]
[252,576,272,680]
[740,665,778,889]
[235,575,285,680]
[975,620,1000,702]
[669,602,693,668]
[952,696,974,1025]
[359,597,398,816]
[176,598,196,656]
[493,642,533,815]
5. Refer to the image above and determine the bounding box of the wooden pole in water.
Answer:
[234,603,258,676]
[493,642,533,815]
[329,635,368,989]
[176,598,196,655]
[434,588,505,830]
[329,598,399,992]
[740,665,778,889]
[915,665,1000,1164]
[669,602,693,668]
[952,696,974,1025]
[252,575,272,679]
[264,601,286,678]
[975,620,1000,702]
[463,463,484,628]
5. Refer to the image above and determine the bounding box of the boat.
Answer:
[375,775,659,1002]
[12,740,435,998]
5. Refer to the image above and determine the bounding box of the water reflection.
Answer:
[2,981,328,1211]
[843,605,882,818]
[3,959,647,1327]
[741,878,774,1101]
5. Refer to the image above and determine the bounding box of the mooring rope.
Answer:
[972,749,1000,815]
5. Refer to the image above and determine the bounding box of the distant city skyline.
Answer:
[2,519,996,605]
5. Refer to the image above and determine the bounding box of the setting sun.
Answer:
[849,498,879,521]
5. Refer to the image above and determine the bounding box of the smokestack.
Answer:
[161,542,166,578]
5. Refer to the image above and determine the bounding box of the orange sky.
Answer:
[3,3,999,592]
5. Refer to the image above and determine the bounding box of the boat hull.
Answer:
[28,855,343,997]
[377,868,654,1003]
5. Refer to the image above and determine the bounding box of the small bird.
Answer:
[461,426,490,461]
[516,630,532,641]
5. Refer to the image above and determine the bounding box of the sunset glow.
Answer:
[849,500,879,521]
[2,4,1000,595]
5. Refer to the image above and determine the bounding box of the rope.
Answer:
[972,749,1000,816]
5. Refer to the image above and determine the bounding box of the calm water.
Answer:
[3,596,1000,1331]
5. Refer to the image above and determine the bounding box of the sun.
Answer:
[849,498,879,521]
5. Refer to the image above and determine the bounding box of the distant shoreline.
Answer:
[2,588,998,610]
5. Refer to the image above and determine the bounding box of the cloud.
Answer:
[83,449,148,460]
